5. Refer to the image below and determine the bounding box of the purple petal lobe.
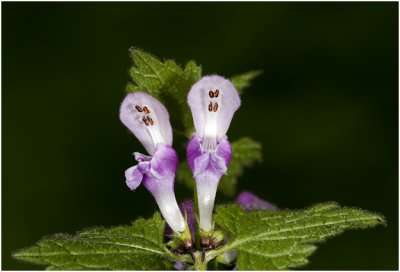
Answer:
[187,135,232,177]
[236,191,278,211]
[150,143,178,177]
[193,153,210,177]
[209,153,228,174]
[125,165,143,190]
[141,144,178,193]
[216,136,232,166]
[120,92,173,155]
[133,152,152,162]
[187,134,204,173]
[187,75,240,150]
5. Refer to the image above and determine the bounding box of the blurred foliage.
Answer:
[220,138,262,197]
[231,71,263,95]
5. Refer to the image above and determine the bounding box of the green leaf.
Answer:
[230,70,262,94]
[13,213,176,270]
[126,49,201,136]
[176,138,262,197]
[213,203,385,270]
[219,138,262,197]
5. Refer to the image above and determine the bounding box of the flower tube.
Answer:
[187,75,241,231]
[120,92,185,233]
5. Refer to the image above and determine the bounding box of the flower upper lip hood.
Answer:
[187,75,241,232]
[119,92,185,233]
[188,75,241,151]
[120,91,173,155]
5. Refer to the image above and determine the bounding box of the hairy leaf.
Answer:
[213,203,385,270]
[230,70,262,94]
[13,213,175,270]
[126,49,201,136]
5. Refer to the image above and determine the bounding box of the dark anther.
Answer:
[142,116,149,126]
[213,102,219,112]
[200,236,211,248]
[209,90,215,98]
[201,250,206,262]
[208,101,213,112]
[135,105,143,112]
[147,116,154,126]
[143,106,150,114]
[214,89,219,97]
[183,240,193,251]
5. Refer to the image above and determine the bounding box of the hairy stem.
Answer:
[193,252,208,271]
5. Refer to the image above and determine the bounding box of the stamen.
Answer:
[213,102,219,112]
[142,116,149,126]
[208,102,213,112]
[143,106,150,114]
[209,90,215,98]
[135,105,143,112]
[214,89,219,97]
[147,116,154,126]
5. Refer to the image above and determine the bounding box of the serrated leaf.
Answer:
[126,49,201,136]
[219,138,262,197]
[13,213,175,270]
[176,138,262,197]
[230,70,262,94]
[213,203,385,270]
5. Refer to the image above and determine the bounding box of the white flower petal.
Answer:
[187,75,240,150]
[152,186,186,233]
[120,92,173,155]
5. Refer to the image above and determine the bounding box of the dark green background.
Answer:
[3,2,398,270]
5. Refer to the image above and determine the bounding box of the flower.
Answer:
[119,92,186,233]
[187,75,241,231]
[236,191,278,211]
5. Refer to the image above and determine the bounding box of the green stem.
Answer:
[194,185,201,250]
[213,259,219,270]
[193,252,207,271]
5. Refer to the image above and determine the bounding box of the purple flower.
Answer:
[187,75,241,231]
[120,92,186,233]
[236,191,278,211]
[173,262,185,271]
